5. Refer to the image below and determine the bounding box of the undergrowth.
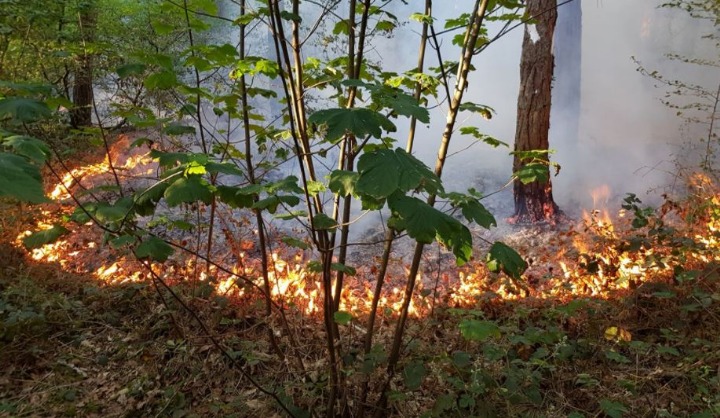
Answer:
[1,183,719,417]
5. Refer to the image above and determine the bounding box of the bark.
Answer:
[70,3,96,128]
[510,0,563,224]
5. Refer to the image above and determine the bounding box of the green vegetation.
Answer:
[1,0,719,417]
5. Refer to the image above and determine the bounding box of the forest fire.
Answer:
[14,148,720,320]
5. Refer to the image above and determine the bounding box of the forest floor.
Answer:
[1,140,719,417]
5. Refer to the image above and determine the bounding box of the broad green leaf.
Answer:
[0,98,51,122]
[144,70,178,90]
[22,225,69,249]
[308,108,396,143]
[306,180,326,196]
[444,191,496,228]
[266,176,304,194]
[0,153,47,203]
[253,195,300,214]
[135,237,174,262]
[95,203,131,224]
[116,63,147,78]
[402,361,427,390]
[215,185,254,208]
[164,176,213,207]
[486,242,527,280]
[459,126,508,148]
[328,170,359,197]
[109,234,137,249]
[205,162,243,176]
[2,135,50,162]
[356,148,442,198]
[313,213,338,231]
[388,194,472,265]
[459,101,494,119]
[333,311,352,325]
[134,183,169,216]
[331,263,356,275]
[379,89,429,123]
[281,236,309,250]
[163,123,196,135]
[459,319,500,341]
[451,351,472,368]
[150,150,189,168]
[514,162,549,184]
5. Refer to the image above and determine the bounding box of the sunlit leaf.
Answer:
[22,225,69,249]
[514,162,549,184]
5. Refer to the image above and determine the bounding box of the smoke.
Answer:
[378,0,718,214]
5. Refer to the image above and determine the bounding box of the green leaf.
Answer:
[486,242,527,280]
[599,399,628,418]
[331,263,356,275]
[313,213,338,231]
[306,180,326,196]
[109,234,137,249]
[308,108,396,143]
[163,123,196,135]
[459,319,500,341]
[388,194,472,265]
[281,236,309,250]
[215,185,254,208]
[328,170,359,197]
[333,311,352,325]
[134,183,169,216]
[356,148,442,198]
[459,101,494,119]
[116,63,147,78]
[22,225,69,249]
[444,192,496,228]
[145,70,178,90]
[150,150,189,168]
[514,162,549,184]
[451,351,472,368]
[95,202,131,224]
[135,237,174,262]
[2,136,50,162]
[0,153,47,203]
[164,176,213,207]
[205,162,243,176]
[402,361,427,391]
[253,195,300,214]
[0,98,51,122]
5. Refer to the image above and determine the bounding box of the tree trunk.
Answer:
[70,2,95,128]
[510,0,563,224]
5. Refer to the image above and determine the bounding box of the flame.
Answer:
[16,146,720,320]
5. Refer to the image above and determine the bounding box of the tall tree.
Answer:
[70,0,96,127]
[510,0,563,224]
